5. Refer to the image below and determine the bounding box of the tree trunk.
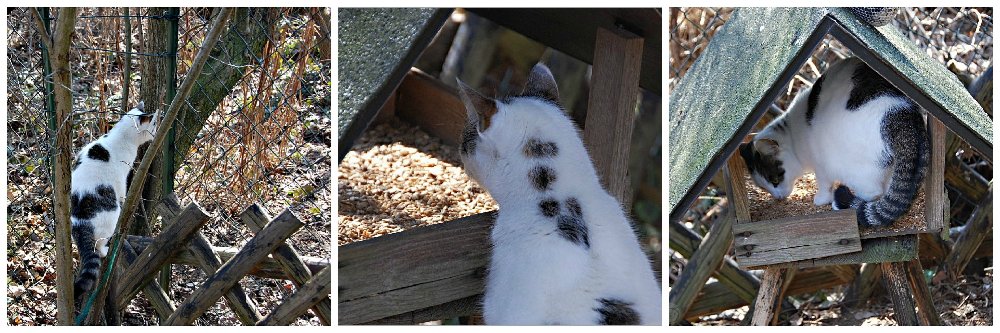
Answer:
[134,7,172,237]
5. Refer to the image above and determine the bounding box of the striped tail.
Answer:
[72,223,102,301]
[833,105,929,228]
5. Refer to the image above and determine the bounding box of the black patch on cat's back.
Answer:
[529,165,557,191]
[596,298,640,325]
[806,75,825,125]
[87,144,110,162]
[557,215,589,248]
[847,63,903,110]
[71,185,118,220]
[539,199,560,217]
[523,138,558,158]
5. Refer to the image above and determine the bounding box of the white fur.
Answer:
[462,97,661,325]
[754,59,905,205]
[71,104,157,256]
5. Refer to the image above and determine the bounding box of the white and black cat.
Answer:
[71,102,157,300]
[457,64,661,325]
[740,57,929,229]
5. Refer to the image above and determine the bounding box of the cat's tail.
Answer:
[72,223,102,302]
[833,104,929,228]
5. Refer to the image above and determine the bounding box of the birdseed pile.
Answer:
[745,173,927,237]
[338,119,498,245]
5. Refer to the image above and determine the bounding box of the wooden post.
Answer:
[163,210,305,325]
[257,266,332,326]
[941,186,992,281]
[925,118,946,232]
[904,259,940,325]
[241,204,331,325]
[127,235,329,280]
[668,220,760,303]
[48,7,78,325]
[750,267,789,325]
[880,262,919,325]
[156,195,262,324]
[583,26,643,206]
[667,206,735,325]
[114,203,211,309]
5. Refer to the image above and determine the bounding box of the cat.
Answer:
[71,102,157,301]
[740,57,929,229]
[457,63,661,325]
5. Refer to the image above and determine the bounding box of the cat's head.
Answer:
[123,101,158,142]
[456,63,564,186]
[739,134,802,200]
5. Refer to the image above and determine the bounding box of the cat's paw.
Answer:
[813,191,833,206]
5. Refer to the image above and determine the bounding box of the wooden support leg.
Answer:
[583,26,643,206]
[750,267,789,326]
[880,262,919,326]
[904,259,940,326]
[667,207,735,325]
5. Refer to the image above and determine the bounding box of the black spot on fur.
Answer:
[833,185,855,210]
[557,215,589,248]
[529,166,557,191]
[847,62,904,110]
[596,298,640,325]
[460,124,478,155]
[539,199,560,217]
[87,144,110,162]
[71,185,117,220]
[806,75,825,125]
[565,197,582,217]
[523,138,559,158]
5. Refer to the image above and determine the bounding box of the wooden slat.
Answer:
[733,210,861,267]
[685,266,852,320]
[925,118,947,233]
[582,26,644,206]
[126,235,329,280]
[364,295,481,325]
[164,210,305,325]
[114,203,211,309]
[880,262,919,325]
[395,69,464,147]
[338,212,493,324]
[668,220,759,303]
[155,195,262,325]
[755,235,918,269]
[241,204,331,325]
[258,266,332,326]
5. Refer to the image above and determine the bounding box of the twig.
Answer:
[31,8,53,51]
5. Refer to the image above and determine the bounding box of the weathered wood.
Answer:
[941,186,992,281]
[925,117,946,232]
[668,220,759,303]
[339,212,493,324]
[126,235,329,280]
[156,195,262,325]
[583,26,643,206]
[843,263,882,308]
[49,7,79,325]
[668,205,735,325]
[904,259,940,326]
[115,203,211,309]
[241,204,331,325]
[258,265,332,326]
[756,235,918,269]
[120,239,175,321]
[395,69,465,147]
[726,154,753,224]
[750,267,788,326]
[364,295,481,325]
[685,265,851,320]
[733,210,861,267]
[164,210,305,325]
[880,262,919,326]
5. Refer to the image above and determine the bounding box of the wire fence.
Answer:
[7,7,331,325]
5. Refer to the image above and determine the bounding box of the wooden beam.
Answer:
[583,26,643,206]
[941,186,993,281]
[750,267,789,325]
[880,262,919,326]
[925,117,947,232]
[755,235,918,269]
[338,212,493,324]
[115,203,211,309]
[258,266,332,326]
[156,196,261,325]
[733,210,861,268]
[668,220,759,303]
[241,204,331,325]
[164,210,305,325]
[904,259,940,326]
[120,239,175,321]
[126,235,329,280]
[668,207,734,325]
[364,295,481,325]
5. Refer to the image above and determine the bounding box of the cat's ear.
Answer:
[457,79,498,131]
[754,138,780,156]
[523,63,559,103]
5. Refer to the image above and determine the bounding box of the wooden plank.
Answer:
[364,295,480,325]
[733,210,861,267]
[395,69,465,147]
[338,212,493,324]
[755,235,918,269]
[156,195,262,325]
[668,201,734,324]
[904,259,940,326]
[126,235,329,280]
[880,262,919,326]
[241,204,331,325]
[750,267,788,326]
[583,26,643,206]
[163,210,305,325]
[258,265,332,326]
[925,117,947,232]
[685,265,851,320]
[114,203,211,309]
